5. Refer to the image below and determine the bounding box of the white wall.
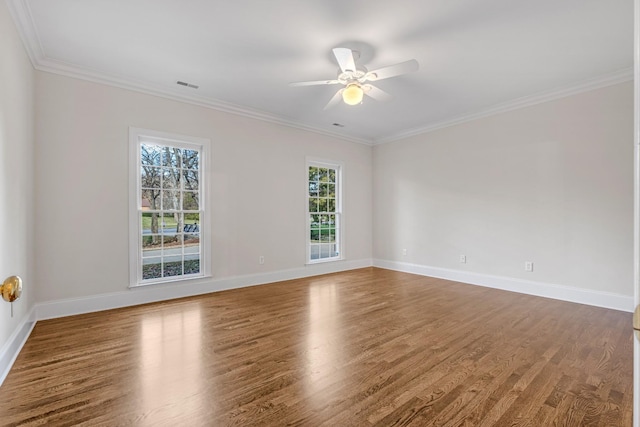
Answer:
[32,74,634,308]
[373,82,633,298]
[34,72,372,303]
[0,0,35,375]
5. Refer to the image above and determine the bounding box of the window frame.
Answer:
[306,157,344,264]
[129,127,211,287]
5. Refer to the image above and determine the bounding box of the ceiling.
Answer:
[6,0,634,144]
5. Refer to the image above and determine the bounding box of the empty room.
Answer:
[0,0,637,425]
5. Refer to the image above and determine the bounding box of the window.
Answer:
[129,128,210,286]
[307,159,342,263]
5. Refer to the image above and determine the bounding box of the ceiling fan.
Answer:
[290,47,419,110]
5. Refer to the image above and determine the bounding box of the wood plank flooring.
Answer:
[0,267,633,426]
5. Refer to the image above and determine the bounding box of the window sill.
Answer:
[129,274,213,289]
[305,257,344,266]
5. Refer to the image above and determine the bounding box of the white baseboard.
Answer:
[0,306,36,386]
[36,258,373,320]
[373,259,634,313]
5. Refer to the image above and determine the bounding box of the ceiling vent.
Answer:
[176,81,199,89]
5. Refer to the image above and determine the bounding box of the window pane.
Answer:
[141,144,161,166]
[310,244,320,260]
[185,259,200,275]
[141,167,161,189]
[328,199,335,212]
[162,190,180,210]
[142,234,161,248]
[328,169,336,182]
[183,191,199,210]
[309,167,319,182]
[309,182,318,197]
[183,149,199,170]
[319,244,331,259]
[163,233,183,248]
[141,212,160,234]
[142,258,162,280]
[142,189,160,211]
[185,237,200,254]
[162,147,181,168]
[184,213,200,232]
[183,170,199,190]
[142,235,162,258]
[319,183,328,197]
[327,183,335,198]
[163,256,183,277]
[159,213,180,234]
[318,168,328,182]
[309,198,318,213]
[183,224,199,234]
[162,168,180,189]
[318,198,328,212]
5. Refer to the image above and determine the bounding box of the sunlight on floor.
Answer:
[140,305,205,419]
[306,283,344,403]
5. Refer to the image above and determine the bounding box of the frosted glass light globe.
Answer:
[342,84,363,105]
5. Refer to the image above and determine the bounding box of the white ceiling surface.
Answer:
[7,0,634,144]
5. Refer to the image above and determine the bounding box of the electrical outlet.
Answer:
[402,248,408,256]
[259,256,265,265]
[459,255,466,264]
[525,261,533,272]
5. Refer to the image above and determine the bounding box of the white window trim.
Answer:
[128,127,212,287]
[306,156,344,265]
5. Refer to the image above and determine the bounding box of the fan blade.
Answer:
[333,48,357,73]
[323,89,344,110]
[289,79,340,87]
[363,84,392,102]
[364,59,419,81]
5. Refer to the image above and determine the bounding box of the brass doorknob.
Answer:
[0,276,22,303]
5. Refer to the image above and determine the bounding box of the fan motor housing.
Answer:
[337,68,367,85]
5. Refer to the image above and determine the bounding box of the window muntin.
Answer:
[130,128,209,286]
[307,161,342,262]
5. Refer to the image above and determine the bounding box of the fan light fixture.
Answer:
[342,83,363,105]
[289,47,419,109]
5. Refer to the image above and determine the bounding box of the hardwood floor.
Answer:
[0,267,632,426]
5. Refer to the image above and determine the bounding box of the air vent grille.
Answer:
[176,81,199,89]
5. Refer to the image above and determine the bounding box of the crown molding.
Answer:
[33,57,632,149]
[374,67,634,145]
[34,57,373,146]
[4,0,43,64]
